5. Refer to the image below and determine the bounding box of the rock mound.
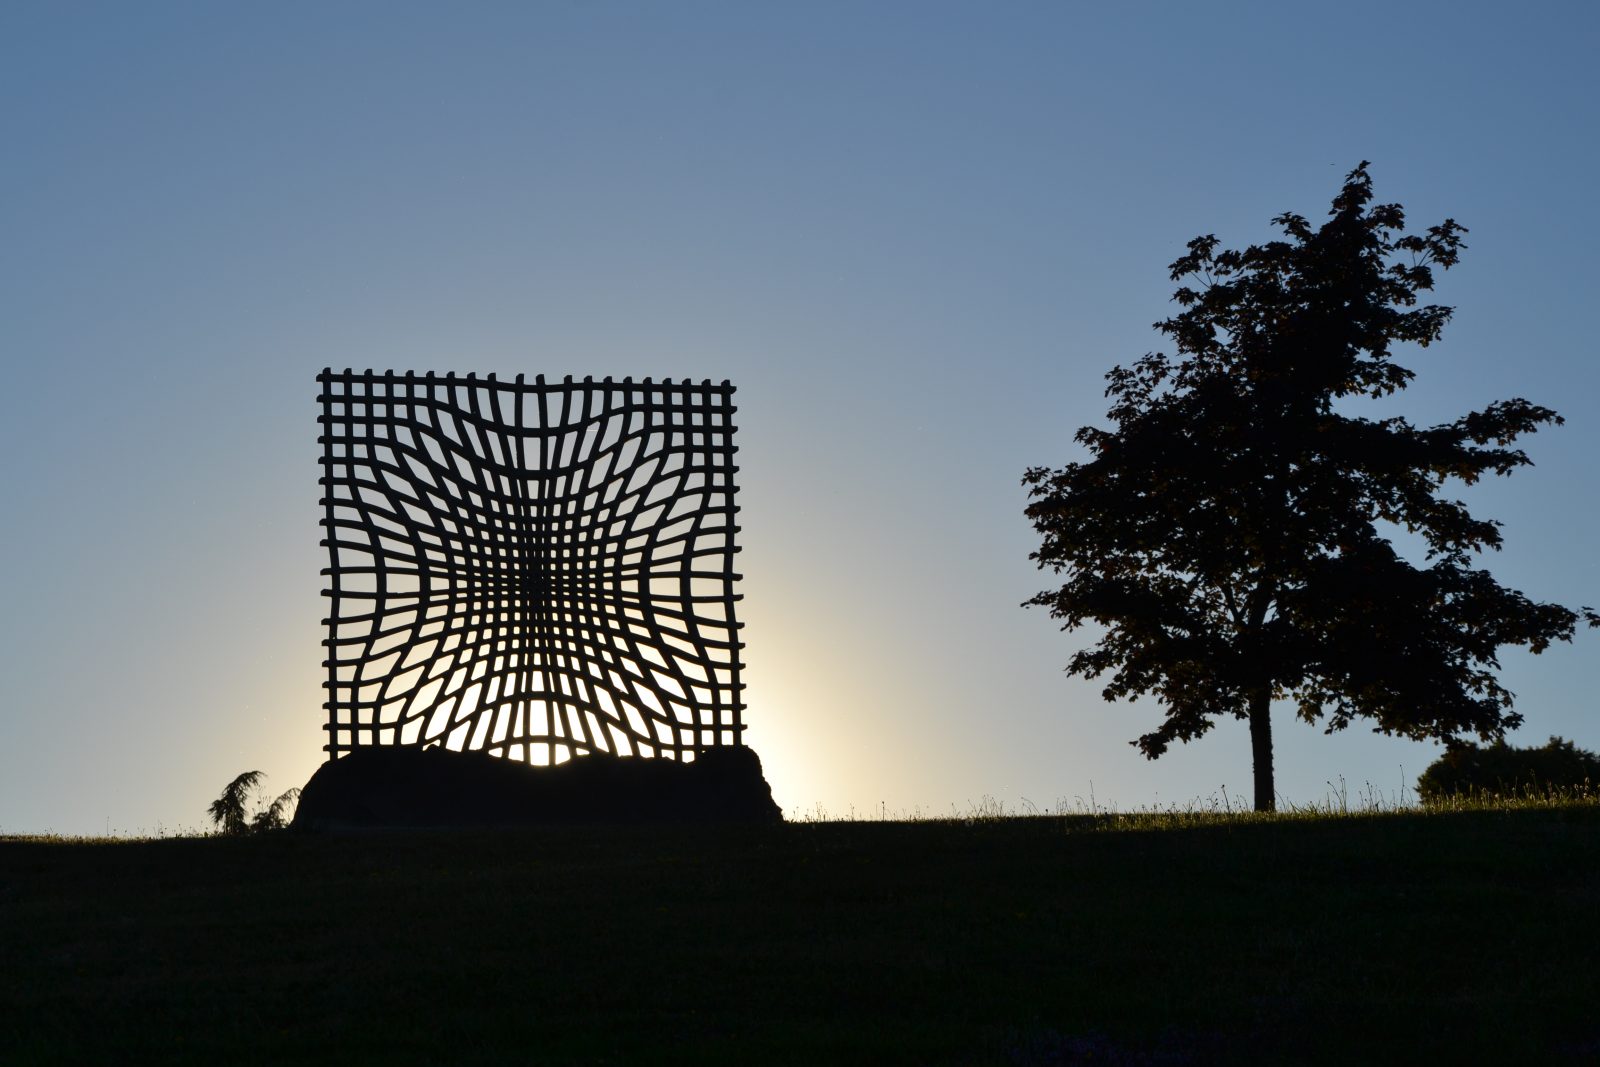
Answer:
[292,745,782,831]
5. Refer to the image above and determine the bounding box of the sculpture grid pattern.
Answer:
[318,369,744,764]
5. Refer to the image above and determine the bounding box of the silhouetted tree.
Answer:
[1417,736,1600,801]
[1023,163,1597,811]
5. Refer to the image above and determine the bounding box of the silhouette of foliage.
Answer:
[208,770,263,835]
[208,771,299,835]
[1024,163,1598,811]
[1417,736,1600,801]
[251,787,301,833]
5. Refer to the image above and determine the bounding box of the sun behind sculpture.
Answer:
[317,369,744,766]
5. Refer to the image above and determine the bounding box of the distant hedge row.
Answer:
[1417,736,1600,801]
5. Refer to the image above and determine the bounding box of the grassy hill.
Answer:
[4,804,1599,1064]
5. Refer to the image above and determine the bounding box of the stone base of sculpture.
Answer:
[291,745,782,831]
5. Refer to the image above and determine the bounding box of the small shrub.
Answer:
[1417,736,1600,802]
[208,771,300,835]
[250,787,301,833]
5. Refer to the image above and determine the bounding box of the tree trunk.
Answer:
[1248,688,1274,812]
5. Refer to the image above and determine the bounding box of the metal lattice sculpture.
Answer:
[317,369,744,764]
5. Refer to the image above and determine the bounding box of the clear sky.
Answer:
[3,2,1597,835]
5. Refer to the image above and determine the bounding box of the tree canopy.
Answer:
[1023,163,1596,811]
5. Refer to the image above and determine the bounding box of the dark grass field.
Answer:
[4,806,1599,1064]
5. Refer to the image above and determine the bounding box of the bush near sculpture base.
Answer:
[292,745,782,830]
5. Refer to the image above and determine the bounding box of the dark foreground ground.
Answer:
[3,808,1598,1065]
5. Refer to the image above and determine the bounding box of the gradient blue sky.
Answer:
[4,2,1596,834]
